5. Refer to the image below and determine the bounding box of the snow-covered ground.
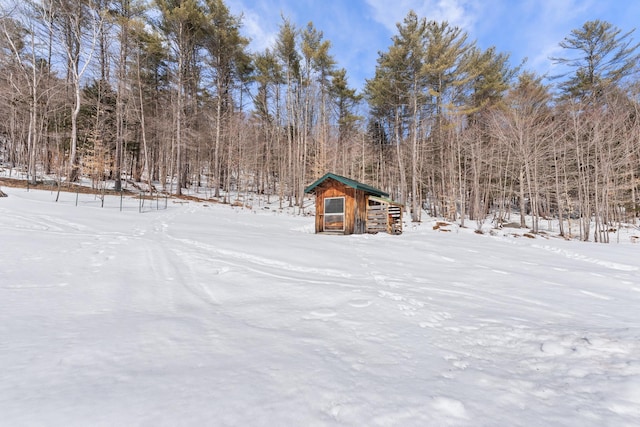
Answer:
[1,186,639,426]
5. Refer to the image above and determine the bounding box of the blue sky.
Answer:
[227,0,640,92]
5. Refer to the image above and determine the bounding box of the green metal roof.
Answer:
[369,195,404,207]
[304,173,389,198]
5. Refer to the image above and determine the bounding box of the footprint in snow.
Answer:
[303,308,337,320]
[431,396,468,419]
[347,299,371,308]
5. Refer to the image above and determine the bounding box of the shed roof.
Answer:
[369,195,404,207]
[304,173,389,198]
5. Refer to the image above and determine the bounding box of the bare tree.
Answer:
[48,0,103,182]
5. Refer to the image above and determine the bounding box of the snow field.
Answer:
[1,187,639,426]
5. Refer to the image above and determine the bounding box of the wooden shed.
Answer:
[304,173,403,235]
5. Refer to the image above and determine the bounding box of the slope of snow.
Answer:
[1,187,639,426]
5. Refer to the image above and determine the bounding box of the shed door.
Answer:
[324,197,345,231]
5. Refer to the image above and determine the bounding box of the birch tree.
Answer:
[491,73,553,232]
[275,17,300,206]
[49,0,103,182]
[0,11,43,184]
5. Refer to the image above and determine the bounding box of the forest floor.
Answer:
[0,176,230,204]
[0,177,131,196]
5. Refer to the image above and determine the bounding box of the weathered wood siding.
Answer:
[354,189,368,234]
[314,179,368,234]
[366,197,403,234]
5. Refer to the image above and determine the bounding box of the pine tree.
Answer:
[552,20,640,100]
[202,0,250,198]
[155,0,206,195]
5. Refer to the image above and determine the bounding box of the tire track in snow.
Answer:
[531,243,638,271]
[165,235,353,279]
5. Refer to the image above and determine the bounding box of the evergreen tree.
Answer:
[155,0,207,194]
[552,20,640,99]
[202,0,250,197]
[275,17,300,206]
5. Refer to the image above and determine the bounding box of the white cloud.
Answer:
[364,0,480,34]
[517,0,596,76]
[239,8,278,53]
[227,0,286,54]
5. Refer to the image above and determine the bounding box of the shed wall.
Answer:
[315,180,363,234]
[354,190,368,234]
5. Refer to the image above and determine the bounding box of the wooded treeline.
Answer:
[1,1,640,242]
